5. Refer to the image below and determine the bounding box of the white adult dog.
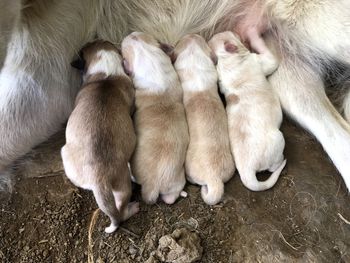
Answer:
[1,0,350,192]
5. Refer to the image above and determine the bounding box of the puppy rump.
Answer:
[200,176,225,206]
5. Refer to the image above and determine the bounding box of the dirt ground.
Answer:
[0,119,350,263]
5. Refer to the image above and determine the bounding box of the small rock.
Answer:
[145,255,160,263]
[129,245,138,255]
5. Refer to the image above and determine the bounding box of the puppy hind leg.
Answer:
[113,194,139,222]
[111,166,139,221]
[269,58,350,190]
[161,168,187,204]
[141,183,159,205]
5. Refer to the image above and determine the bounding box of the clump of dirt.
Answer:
[146,228,202,263]
[1,120,350,263]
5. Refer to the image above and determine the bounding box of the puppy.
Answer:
[173,34,235,205]
[61,40,139,233]
[209,31,286,191]
[122,32,189,205]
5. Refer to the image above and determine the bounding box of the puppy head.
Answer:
[121,32,177,91]
[173,34,218,86]
[208,31,247,59]
[71,40,125,79]
[121,32,174,79]
[174,34,217,65]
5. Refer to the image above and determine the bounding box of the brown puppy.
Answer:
[122,32,189,205]
[61,40,139,233]
[173,34,235,205]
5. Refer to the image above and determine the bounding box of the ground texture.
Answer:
[1,120,350,263]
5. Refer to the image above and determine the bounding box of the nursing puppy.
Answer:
[61,40,139,233]
[122,32,189,205]
[173,34,234,205]
[209,31,286,191]
[2,0,350,194]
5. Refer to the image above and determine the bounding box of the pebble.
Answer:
[129,245,138,255]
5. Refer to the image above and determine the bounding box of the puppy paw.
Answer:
[162,193,178,205]
[105,224,118,234]
[128,201,140,216]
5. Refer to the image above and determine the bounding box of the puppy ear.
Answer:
[210,51,218,65]
[123,59,133,76]
[71,54,85,71]
[224,42,237,53]
[160,43,177,63]
[169,52,178,64]
[159,42,177,63]
[159,42,174,55]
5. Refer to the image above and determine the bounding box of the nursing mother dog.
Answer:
[0,0,350,192]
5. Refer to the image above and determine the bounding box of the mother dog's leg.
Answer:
[344,85,350,122]
[0,0,21,68]
[0,0,101,192]
[269,57,350,190]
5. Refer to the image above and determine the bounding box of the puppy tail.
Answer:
[240,160,286,191]
[201,177,225,205]
[93,183,120,233]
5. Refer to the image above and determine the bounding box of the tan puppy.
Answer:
[122,32,189,205]
[61,41,139,233]
[209,31,286,191]
[173,34,235,205]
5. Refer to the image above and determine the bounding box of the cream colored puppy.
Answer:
[121,32,189,205]
[209,31,286,191]
[173,34,235,205]
[61,41,139,233]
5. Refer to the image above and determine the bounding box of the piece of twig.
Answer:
[120,226,140,239]
[88,209,100,263]
[338,213,350,225]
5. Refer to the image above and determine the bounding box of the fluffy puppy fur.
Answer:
[61,41,138,233]
[173,34,234,205]
[122,32,189,205]
[1,0,350,192]
[209,31,286,191]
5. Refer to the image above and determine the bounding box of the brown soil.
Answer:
[1,119,350,263]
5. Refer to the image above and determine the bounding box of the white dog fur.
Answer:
[0,0,350,192]
[122,32,189,205]
[209,31,286,191]
[174,34,234,204]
